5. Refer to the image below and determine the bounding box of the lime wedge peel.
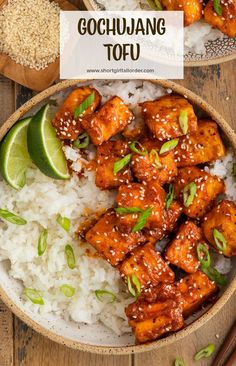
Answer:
[27,104,70,180]
[0,118,32,190]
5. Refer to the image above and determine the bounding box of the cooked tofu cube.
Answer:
[131,139,178,185]
[204,0,236,37]
[174,166,225,219]
[201,200,236,257]
[120,243,175,289]
[165,221,202,273]
[116,182,166,230]
[176,271,218,317]
[174,120,226,167]
[81,96,134,145]
[140,95,198,141]
[162,0,203,26]
[95,140,132,190]
[85,210,146,266]
[52,87,101,140]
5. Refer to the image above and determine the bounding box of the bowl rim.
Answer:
[0,78,236,355]
[82,0,236,68]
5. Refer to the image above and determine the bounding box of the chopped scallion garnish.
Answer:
[179,110,188,135]
[159,139,179,155]
[113,154,132,175]
[194,343,215,361]
[232,163,236,179]
[0,209,27,225]
[174,358,186,366]
[149,149,162,169]
[24,288,44,305]
[146,0,163,10]
[165,184,174,209]
[183,182,197,208]
[132,207,152,232]
[129,141,148,156]
[73,133,90,149]
[115,207,143,215]
[213,228,227,252]
[202,266,226,286]
[197,243,210,269]
[213,0,222,16]
[38,229,48,256]
[74,92,95,118]
[127,274,141,298]
[60,284,75,297]
[95,289,117,303]
[57,214,71,232]
[65,244,76,269]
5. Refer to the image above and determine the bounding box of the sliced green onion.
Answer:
[147,0,163,10]
[202,266,226,286]
[129,141,148,156]
[65,244,76,269]
[132,207,152,232]
[174,358,186,366]
[179,110,188,135]
[213,0,222,16]
[0,209,27,225]
[159,139,179,155]
[73,133,90,149]
[127,274,141,297]
[113,154,132,175]
[60,284,75,297]
[149,149,162,169]
[115,207,143,215]
[183,182,197,208]
[165,184,174,209]
[95,289,117,303]
[197,243,211,269]
[38,229,48,256]
[194,343,215,361]
[57,214,71,232]
[213,228,227,252]
[24,288,44,305]
[74,92,95,118]
[232,163,236,179]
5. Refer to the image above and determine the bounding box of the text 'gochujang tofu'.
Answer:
[52,87,101,140]
[165,221,201,273]
[140,95,198,141]
[174,120,226,167]
[204,0,236,37]
[176,270,218,317]
[81,96,134,145]
[85,210,146,266]
[95,140,132,189]
[120,242,175,290]
[161,0,203,26]
[174,166,225,219]
[202,200,236,257]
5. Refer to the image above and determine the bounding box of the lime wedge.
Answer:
[27,104,69,180]
[0,118,31,190]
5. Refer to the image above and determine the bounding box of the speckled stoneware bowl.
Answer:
[0,79,236,354]
[83,0,236,67]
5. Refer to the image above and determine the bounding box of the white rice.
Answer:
[0,80,234,335]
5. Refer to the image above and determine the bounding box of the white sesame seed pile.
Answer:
[0,0,60,70]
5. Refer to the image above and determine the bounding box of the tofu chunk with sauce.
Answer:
[81,96,134,145]
[52,87,101,140]
[174,120,226,167]
[162,0,203,26]
[120,243,175,290]
[131,139,178,185]
[176,271,218,317]
[140,95,198,141]
[204,0,236,37]
[116,182,166,230]
[85,210,146,266]
[173,166,225,219]
[201,200,236,257]
[165,221,201,273]
[95,140,132,190]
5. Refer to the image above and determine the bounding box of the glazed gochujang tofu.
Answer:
[126,283,183,344]
[174,120,226,167]
[131,139,178,185]
[85,210,146,266]
[140,95,198,141]
[165,221,201,273]
[202,200,236,257]
[116,181,166,230]
[95,140,132,190]
[161,0,203,26]
[176,270,218,317]
[204,0,236,37]
[173,166,225,219]
[52,87,101,140]
[81,96,134,145]
[120,243,175,290]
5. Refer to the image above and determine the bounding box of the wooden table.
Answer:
[0,1,236,364]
